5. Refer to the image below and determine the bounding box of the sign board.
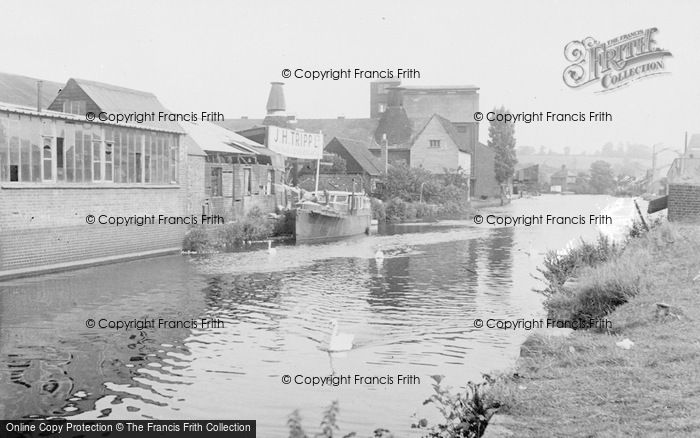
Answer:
[266,126,323,160]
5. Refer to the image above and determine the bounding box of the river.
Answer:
[0,195,641,436]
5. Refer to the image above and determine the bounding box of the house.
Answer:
[513,164,540,194]
[666,156,700,222]
[550,165,577,192]
[180,120,285,218]
[0,73,187,279]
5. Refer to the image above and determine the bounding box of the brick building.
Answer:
[666,157,700,222]
[0,73,187,279]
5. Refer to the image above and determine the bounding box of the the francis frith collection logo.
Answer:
[563,28,672,92]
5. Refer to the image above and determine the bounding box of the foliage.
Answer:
[323,153,347,174]
[546,252,650,323]
[412,375,501,438]
[589,160,615,194]
[182,227,211,252]
[535,234,620,297]
[370,197,386,222]
[288,377,499,438]
[375,163,471,221]
[182,207,296,252]
[377,163,441,203]
[487,106,517,184]
[287,401,356,438]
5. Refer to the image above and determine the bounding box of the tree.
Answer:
[487,106,517,184]
[589,160,615,194]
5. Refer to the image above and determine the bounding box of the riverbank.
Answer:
[485,222,700,437]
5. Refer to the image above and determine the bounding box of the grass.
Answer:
[486,224,700,437]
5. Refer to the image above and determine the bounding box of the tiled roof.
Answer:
[328,137,384,176]
[67,78,184,133]
[0,71,63,109]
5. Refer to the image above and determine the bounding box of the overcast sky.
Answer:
[3,0,699,155]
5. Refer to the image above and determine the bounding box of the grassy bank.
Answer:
[486,223,700,437]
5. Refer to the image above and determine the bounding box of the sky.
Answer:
[3,0,699,156]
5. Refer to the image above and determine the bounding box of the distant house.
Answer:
[550,165,577,192]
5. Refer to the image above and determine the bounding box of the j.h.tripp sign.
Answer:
[563,28,672,92]
[266,126,323,160]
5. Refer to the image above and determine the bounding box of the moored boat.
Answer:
[294,190,371,243]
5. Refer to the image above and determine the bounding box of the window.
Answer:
[56,138,64,181]
[104,142,113,181]
[63,100,86,115]
[93,138,101,181]
[378,103,386,113]
[42,138,52,181]
[429,140,441,148]
[211,167,222,196]
[243,168,252,195]
[266,169,274,195]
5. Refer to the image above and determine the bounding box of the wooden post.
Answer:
[634,199,649,231]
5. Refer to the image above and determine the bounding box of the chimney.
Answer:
[36,80,43,112]
[266,82,286,116]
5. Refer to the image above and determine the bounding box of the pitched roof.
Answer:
[328,137,384,176]
[411,113,471,153]
[65,78,184,133]
[179,120,257,156]
[0,71,63,109]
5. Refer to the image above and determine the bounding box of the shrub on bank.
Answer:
[370,197,386,222]
[182,227,211,252]
[536,234,620,297]
[182,207,292,252]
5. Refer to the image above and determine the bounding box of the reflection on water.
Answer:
[0,195,638,435]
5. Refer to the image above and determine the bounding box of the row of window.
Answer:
[209,166,275,197]
[0,114,178,184]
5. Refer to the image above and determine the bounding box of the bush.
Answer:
[371,197,386,222]
[182,227,211,253]
[385,197,408,222]
[415,202,438,220]
[536,234,620,297]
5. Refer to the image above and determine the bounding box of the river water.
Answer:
[0,195,640,436]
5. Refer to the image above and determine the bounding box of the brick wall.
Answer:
[0,186,186,271]
[668,183,700,222]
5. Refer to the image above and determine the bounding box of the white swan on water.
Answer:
[375,246,385,260]
[267,240,277,255]
[328,320,354,352]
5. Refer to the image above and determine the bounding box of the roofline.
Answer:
[391,85,480,92]
[0,102,184,134]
